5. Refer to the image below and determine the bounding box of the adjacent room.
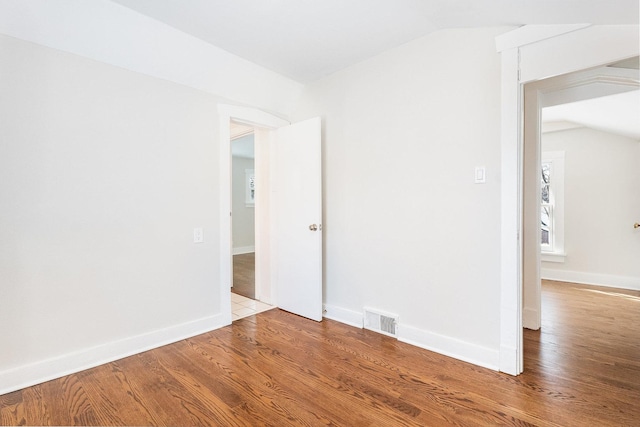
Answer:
[229,121,276,320]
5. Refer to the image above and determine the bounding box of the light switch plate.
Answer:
[193,227,204,243]
[475,166,486,184]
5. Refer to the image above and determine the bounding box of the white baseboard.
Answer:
[322,303,499,371]
[541,268,640,291]
[323,304,363,328]
[0,313,226,396]
[399,325,499,371]
[499,344,520,376]
[233,246,255,255]
[522,307,540,330]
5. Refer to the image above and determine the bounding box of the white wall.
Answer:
[0,31,289,393]
[0,0,303,394]
[232,140,256,253]
[293,28,507,368]
[541,127,640,289]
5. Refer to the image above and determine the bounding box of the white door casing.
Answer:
[496,24,639,375]
[522,66,640,332]
[218,105,323,323]
[218,105,289,325]
[272,117,323,321]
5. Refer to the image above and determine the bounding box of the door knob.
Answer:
[309,224,318,231]
[634,223,640,229]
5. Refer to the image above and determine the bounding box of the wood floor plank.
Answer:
[205,314,540,426]
[150,341,267,426]
[232,253,255,300]
[1,280,639,426]
[35,374,100,426]
[0,390,24,426]
[78,362,164,426]
[243,314,536,425]
[244,320,469,425]
[186,324,395,426]
[120,350,244,427]
[19,386,52,426]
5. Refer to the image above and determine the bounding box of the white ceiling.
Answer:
[108,1,639,140]
[110,0,639,83]
[543,90,640,140]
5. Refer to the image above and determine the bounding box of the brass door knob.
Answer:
[634,223,640,229]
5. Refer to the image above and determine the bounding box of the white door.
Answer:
[273,117,322,321]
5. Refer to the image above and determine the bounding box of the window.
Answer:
[540,151,565,262]
[245,169,255,206]
[541,162,553,249]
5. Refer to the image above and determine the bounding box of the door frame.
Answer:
[218,104,289,324]
[522,66,640,332]
[496,24,639,375]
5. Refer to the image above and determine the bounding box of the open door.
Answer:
[273,117,322,321]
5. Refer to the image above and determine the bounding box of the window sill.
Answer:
[541,251,566,263]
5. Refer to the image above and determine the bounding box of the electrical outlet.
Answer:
[193,227,204,243]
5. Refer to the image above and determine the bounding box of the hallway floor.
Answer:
[231,292,275,321]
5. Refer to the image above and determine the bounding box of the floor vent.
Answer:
[363,308,399,338]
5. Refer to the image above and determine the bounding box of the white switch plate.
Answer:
[193,227,204,243]
[475,166,486,184]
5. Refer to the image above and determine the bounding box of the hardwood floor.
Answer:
[2,280,639,426]
[232,253,255,300]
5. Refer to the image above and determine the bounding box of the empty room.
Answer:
[1,1,639,425]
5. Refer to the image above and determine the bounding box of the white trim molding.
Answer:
[322,304,363,329]
[495,24,591,52]
[522,308,539,331]
[541,269,640,291]
[218,104,290,321]
[499,344,519,376]
[322,304,499,371]
[218,104,290,129]
[399,326,499,371]
[233,246,255,255]
[541,252,566,263]
[496,24,639,376]
[0,314,226,396]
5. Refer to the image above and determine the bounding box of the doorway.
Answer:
[521,58,640,366]
[496,24,639,376]
[218,104,324,325]
[230,121,256,300]
[230,120,275,320]
[522,59,640,331]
